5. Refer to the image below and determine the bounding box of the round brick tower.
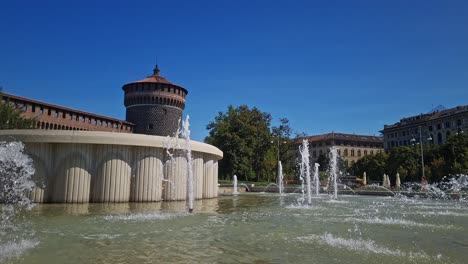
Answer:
[123,65,188,136]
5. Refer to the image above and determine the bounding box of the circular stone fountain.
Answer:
[0,129,223,203]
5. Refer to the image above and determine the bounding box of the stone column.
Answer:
[213,160,219,198]
[92,145,131,202]
[130,147,163,202]
[203,157,214,198]
[52,144,92,203]
[162,152,187,201]
[25,143,54,203]
[192,151,204,199]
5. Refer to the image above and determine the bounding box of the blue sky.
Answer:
[1,0,467,141]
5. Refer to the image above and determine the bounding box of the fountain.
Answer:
[313,163,320,196]
[396,173,401,190]
[2,140,468,263]
[181,116,194,213]
[164,116,195,212]
[233,175,239,195]
[299,139,312,205]
[278,161,284,195]
[329,146,339,200]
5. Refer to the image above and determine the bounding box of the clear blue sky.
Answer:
[1,0,467,141]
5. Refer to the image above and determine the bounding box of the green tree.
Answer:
[440,133,468,176]
[352,152,388,183]
[205,105,273,181]
[316,153,329,171]
[271,118,297,180]
[0,88,35,129]
[386,146,419,182]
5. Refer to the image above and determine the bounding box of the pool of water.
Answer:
[3,194,468,264]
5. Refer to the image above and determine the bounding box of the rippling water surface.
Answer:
[4,194,468,264]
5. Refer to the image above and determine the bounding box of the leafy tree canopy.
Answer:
[0,87,35,129]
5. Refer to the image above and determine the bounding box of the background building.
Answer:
[1,92,134,132]
[381,105,468,151]
[297,132,384,167]
[123,65,187,136]
[1,65,187,136]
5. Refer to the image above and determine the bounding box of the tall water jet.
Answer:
[278,161,284,195]
[299,139,312,205]
[329,146,338,200]
[313,163,320,196]
[233,175,239,195]
[181,116,194,213]
[0,141,38,262]
[363,172,367,186]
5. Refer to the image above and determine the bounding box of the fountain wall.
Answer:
[0,130,223,203]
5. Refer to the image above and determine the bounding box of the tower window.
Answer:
[163,109,167,115]
[148,123,154,130]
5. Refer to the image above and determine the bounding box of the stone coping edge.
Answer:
[0,129,223,159]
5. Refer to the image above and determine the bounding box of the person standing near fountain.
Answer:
[421,176,428,192]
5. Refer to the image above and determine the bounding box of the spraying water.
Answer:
[0,141,38,262]
[329,147,338,200]
[278,161,284,195]
[233,175,239,195]
[314,163,320,196]
[299,139,312,205]
[181,116,194,213]
[163,116,194,213]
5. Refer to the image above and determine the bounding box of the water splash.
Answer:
[398,174,468,200]
[298,233,441,260]
[0,142,37,262]
[104,212,187,221]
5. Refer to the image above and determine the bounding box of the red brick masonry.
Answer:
[1,92,134,132]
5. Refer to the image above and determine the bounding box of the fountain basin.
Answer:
[0,130,223,203]
[4,194,468,263]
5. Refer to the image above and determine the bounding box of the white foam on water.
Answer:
[82,234,122,240]
[104,212,187,221]
[0,239,39,262]
[344,217,454,229]
[285,204,320,210]
[410,211,468,217]
[324,199,349,204]
[409,205,468,211]
[297,233,441,260]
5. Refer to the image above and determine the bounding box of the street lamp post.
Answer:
[419,127,425,179]
[411,126,432,180]
[271,134,286,181]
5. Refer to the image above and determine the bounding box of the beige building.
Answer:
[297,132,384,167]
[381,105,468,151]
